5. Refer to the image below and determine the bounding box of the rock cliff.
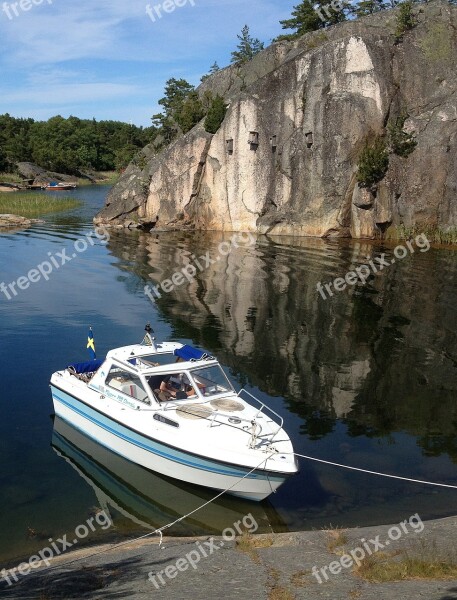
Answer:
[95,1,457,239]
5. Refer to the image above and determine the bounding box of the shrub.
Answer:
[357,136,389,188]
[395,1,417,41]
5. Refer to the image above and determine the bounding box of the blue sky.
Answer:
[0,0,294,127]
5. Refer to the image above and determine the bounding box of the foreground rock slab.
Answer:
[1,516,457,599]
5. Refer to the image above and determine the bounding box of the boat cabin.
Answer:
[70,343,235,409]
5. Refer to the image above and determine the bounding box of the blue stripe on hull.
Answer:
[51,386,284,483]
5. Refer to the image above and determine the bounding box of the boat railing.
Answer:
[160,390,284,449]
[237,389,284,445]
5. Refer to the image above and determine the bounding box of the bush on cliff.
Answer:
[176,91,205,134]
[357,136,389,188]
[395,0,417,41]
[204,95,228,134]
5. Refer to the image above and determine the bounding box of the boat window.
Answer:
[190,365,234,398]
[105,367,151,405]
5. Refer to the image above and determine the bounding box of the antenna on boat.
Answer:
[141,322,157,350]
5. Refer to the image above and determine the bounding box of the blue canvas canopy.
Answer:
[68,359,104,374]
[174,345,213,362]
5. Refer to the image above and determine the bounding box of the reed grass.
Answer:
[96,171,119,185]
[386,224,457,245]
[0,192,82,217]
[0,173,23,184]
[325,527,349,553]
[356,552,457,582]
[355,542,457,583]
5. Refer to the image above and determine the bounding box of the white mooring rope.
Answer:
[291,451,457,489]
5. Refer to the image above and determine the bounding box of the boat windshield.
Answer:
[190,365,234,398]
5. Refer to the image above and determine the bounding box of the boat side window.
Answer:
[105,366,151,405]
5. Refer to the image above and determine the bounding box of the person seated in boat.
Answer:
[149,373,196,402]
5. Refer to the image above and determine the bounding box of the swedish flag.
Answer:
[87,327,96,360]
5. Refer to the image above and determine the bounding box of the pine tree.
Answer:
[231,25,264,64]
[0,146,8,172]
[151,78,201,141]
[278,0,349,39]
[201,62,221,83]
[395,0,417,41]
[352,0,387,18]
[209,62,220,74]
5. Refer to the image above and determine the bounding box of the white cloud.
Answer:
[0,0,293,124]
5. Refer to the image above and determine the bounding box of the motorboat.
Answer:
[46,182,77,190]
[50,326,298,501]
[52,416,287,534]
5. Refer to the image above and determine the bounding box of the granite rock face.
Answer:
[95,2,457,238]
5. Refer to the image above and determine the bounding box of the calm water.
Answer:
[1,186,457,565]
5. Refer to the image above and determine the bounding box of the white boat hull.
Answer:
[51,386,290,501]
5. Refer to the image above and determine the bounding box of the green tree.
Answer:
[278,0,348,39]
[395,0,417,41]
[114,144,138,171]
[209,61,220,74]
[231,25,264,64]
[352,0,387,18]
[152,78,200,142]
[204,95,227,134]
[201,61,221,82]
[175,91,205,133]
[157,78,194,118]
[0,146,8,172]
[0,113,152,174]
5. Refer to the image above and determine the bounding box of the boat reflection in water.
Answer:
[51,417,287,537]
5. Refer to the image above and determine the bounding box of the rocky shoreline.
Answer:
[1,515,457,599]
[0,214,43,230]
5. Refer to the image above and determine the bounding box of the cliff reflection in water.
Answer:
[105,230,457,465]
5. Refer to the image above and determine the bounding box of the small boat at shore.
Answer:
[46,181,77,190]
[50,326,298,501]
